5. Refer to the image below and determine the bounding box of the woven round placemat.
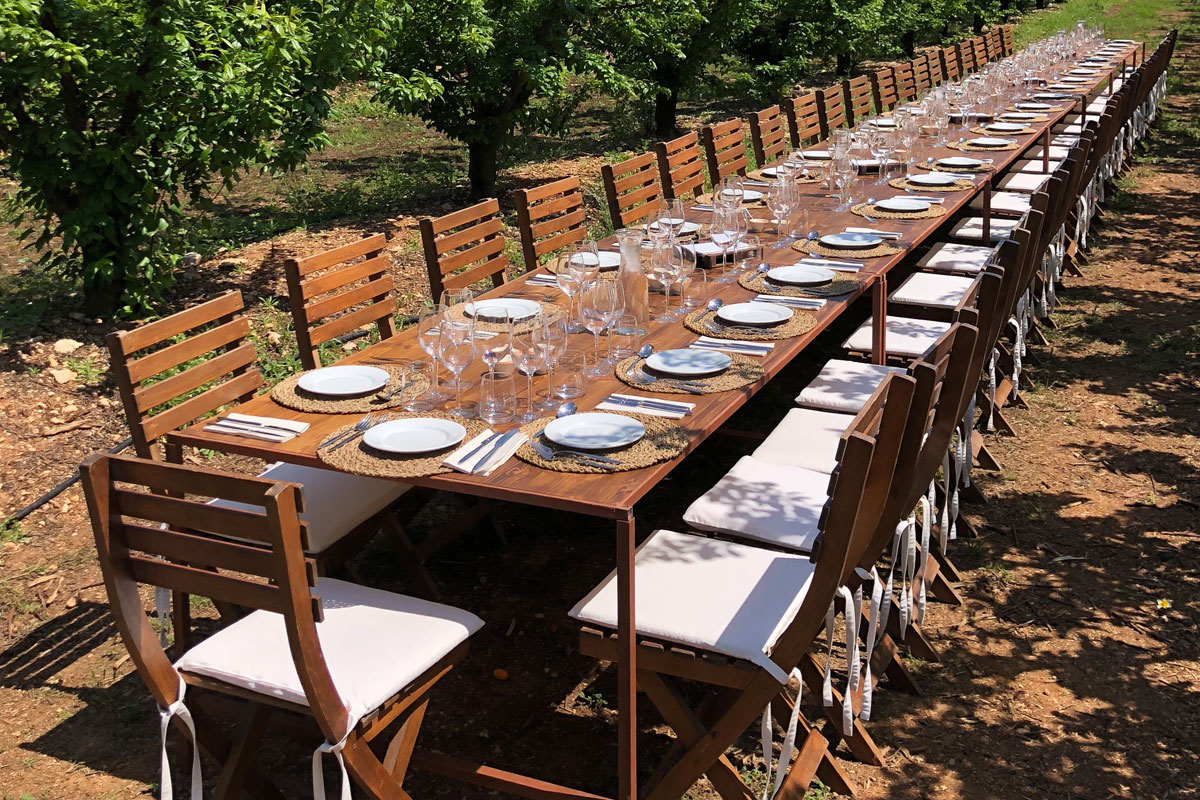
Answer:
[792,240,904,259]
[738,271,861,298]
[682,307,816,341]
[947,140,1021,153]
[271,366,431,414]
[317,413,489,479]
[516,413,688,474]
[696,193,768,209]
[748,169,824,184]
[851,202,948,220]
[445,300,563,334]
[1000,112,1052,121]
[543,258,622,276]
[971,125,1037,136]
[887,176,975,192]
[914,161,996,174]
[614,352,763,394]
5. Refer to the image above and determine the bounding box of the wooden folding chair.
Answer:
[601,151,661,230]
[701,118,749,183]
[81,453,483,800]
[985,28,1004,61]
[1000,25,1014,56]
[958,40,978,74]
[418,199,510,302]
[512,176,587,271]
[655,131,707,201]
[928,51,946,86]
[912,55,932,94]
[574,373,916,800]
[871,68,900,113]
[843,74,874,126]
[972,36,989,68]
[283,235,397,371]
[940,45,962,83]
[893,61,917,104]
[748,104,790,167]
[785,90,824,148]
[818,83,849,137]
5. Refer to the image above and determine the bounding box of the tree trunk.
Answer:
[836,51,851,77]
[467,135,502,200]
[654,88,680,139]
[80,250,126,316]
[973,15,985,34]
[902,31,916,58]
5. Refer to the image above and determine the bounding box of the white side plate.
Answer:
[297,365,389,397]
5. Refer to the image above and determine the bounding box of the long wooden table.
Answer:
[169,40,1139,800]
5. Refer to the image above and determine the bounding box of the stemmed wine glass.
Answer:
[510,319,546,423]
[653,199,687,241]
[417,305,452,404]
[647,244,677,323]
[665,244,697,322]
[439,317,476,418]
[555,249,586,333]
[440,287,472,308]
[581,279,619,377]
[831,154,856,213]
[536,315,569,410]
[713,206,749,284]
[767,176,795,236]
[869,128,896,185]
[717,175,746,209]
[480,311,512,373]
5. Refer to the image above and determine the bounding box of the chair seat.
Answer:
[176,577,483,728]
[212,463,409,554]
[916,241,995,274]
[753,408,851,474]
[997,171,1052,193]
[950,217,1020,243]
[683,456,831,552]
[569,529,815,681]
[969,190,1034,216]
[843,316,953,357]
[1023,145,1073,160]
[1012,159,1064,173]
[795,360,904,413]
[890,272,978,309]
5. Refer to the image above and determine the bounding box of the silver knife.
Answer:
[604,396,693,414]
[470,429,519,472]
[458,430,504,466]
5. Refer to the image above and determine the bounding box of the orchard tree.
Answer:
[0,0,435,314]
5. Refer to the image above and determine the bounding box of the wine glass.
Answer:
[568,239,600,289]
[767,176,795,236]
[831,155,856,212]
[716,207,749,284]
[666,244,697,321]
[647,244,677,323]
[653,199,687,241]
[555,250,586,333]
[717,175,745,209]
[869,128,895,185]
[481,311,512,373]
[510,321,546,423]
[580,279,619,377]
[417,305,452,403]
[439,318,476,418]
[536,315,569,410]
[440,287,472,308]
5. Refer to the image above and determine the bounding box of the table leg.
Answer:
[872,275,887,365]
[1043,128,1052,173]
[616,513,637,800]
[981,183,992,244]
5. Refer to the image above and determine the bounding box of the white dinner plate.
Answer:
[1035,92,1074,100]
[716,302,793,327]
[645,348,732,377]
[868,118,898,128]
[821,232,883,249]
[986,122,1027,133]
[464,297,542,322]
[363,418,467,454]
[802,149,832,159]
[1016,102,1054,110]
[297,365,389,397]
[740,189,765,202]
[570,250,622,270]
[648,220,701,236]
[1060,76,1091,84]
[875,197,931,213]
[766,265,836,286]
[907,172,959,187]
[1069,68,1099,76]
[543,413,645,450]
[967,137,1015,149]
[1000,112,1039,121]
[938,156,985,169]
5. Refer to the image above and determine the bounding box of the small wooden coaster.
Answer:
[271,366,430,414]
[515,413,688,474]
[793,240,904,259]
[614,353,764,394]
[851,202,948,221]
[317,413,489,479]
[682,307,816,341]
[888,176,976,192]
[738,271,861,298]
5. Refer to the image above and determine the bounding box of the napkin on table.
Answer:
[799,257,863,272]
[443,429,528,476]
[690,337,775,356]
[753,295,825,309]
[597,393,695,419]
[844,226,903,240]
[203,413,308,443]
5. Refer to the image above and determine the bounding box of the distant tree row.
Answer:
[1,0,1036,312]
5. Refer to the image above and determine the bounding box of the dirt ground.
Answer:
[1,19,1197,800]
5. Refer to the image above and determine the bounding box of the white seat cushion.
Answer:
[950,217,1020,243]
[211,463,408,554]
[1012,158,1064,173]
[176,577,483,732]
[1023,145,1073,160]
[795,360,904,413]
[1050,133,1081,146]
[569,529,815,681]
[997,171,1052,193]
[969,190,1033,216]
[683,456,831,553]
[890,272,977,309]
[843,316,953,358]
[752,408,851,473]
[916,241,995,274]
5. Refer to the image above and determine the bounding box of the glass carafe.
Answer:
[616,228,650,334]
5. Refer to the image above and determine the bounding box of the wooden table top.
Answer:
[169,46,1135,520]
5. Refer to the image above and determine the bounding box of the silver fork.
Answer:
[329,413,393,452]
[623,368,705,394]
[528,439,618,470]
[320,413,377,449]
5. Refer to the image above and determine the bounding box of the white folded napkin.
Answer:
[845,226,902,240]
[443,429,528,476]
[596,393,696,419]
[691,337,775,355]
[527,274,560,285]
[683,241,759,257]
[799,257,863,272]
[899,195,945,203]
[753,294,825,309]
[802,149,831,159]
[203,413,308,442]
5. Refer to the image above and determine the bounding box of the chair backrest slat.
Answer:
[419,199,510,302]
[702,119,749,182]
[843,75,874,125]
[785,91,823,148]
[748,105,789,166]
[108,291,262,459]
[655,132,707,201]
[513,176,587,270]
[601,152,661,229]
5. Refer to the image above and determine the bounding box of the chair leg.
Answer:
[383,700,428,786]
[188,703,287,800]
[885,611,940,663]
[970,430,1001,472]
[213,703,271,800]
[381,514,442,601]
[794,655,886,768]
[770,693,857,798]
[342,730,415,800]
[917,549,964,607]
